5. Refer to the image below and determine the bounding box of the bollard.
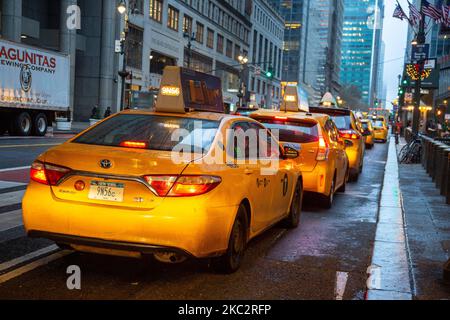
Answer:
[421,137,429,169]
[436,145,447,189]
[441,148,450,197]
[444,258,450,285]
[432,142,441,181]
[447,153,450,205]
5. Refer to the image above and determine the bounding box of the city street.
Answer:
[0,134,390,299]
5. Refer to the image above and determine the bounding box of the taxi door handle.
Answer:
[244,168,254,175]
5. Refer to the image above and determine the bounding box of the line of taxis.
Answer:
[22,68,381,273]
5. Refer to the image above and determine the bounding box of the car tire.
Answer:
[349,169,359,182]
[10,112,32,136]
[210,205,248,274]
[32,113,48,136]
[283,180,303,229]
[322,176,336,209]
[338,167,349,193]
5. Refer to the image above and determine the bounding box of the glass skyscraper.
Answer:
[340,0,384,107]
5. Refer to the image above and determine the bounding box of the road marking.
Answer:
[0,190,25,208]
[335,271,349,300]
[0,166,30,173]
[0,210,22,232]
[0,144,58,149]
[0,247,71,284]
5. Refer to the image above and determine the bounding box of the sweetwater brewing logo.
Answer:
[20,64,32,92]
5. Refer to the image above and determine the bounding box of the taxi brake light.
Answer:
[339,130,360,140]
[316,136,329,161]
[144,175,221,197]
[119,141,148,149]
[30,161,72,186]
[275,116,288,120]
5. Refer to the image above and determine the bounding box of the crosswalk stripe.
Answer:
[0,181,27,189]
[0,245,59,274]
[0,210,22,233]
[0,190,25,208]
[0,166,30,173]
[0,248,71,284]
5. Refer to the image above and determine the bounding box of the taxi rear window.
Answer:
[259,120,319,144]
[331,115,352,130]
[362,122,370,129]
[73,114,220,153]
[373,120,384,128]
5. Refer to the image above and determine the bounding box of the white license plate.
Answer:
[88,181,125,202]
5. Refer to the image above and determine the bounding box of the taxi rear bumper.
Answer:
[302,162,331,195]
[23,182,237,259]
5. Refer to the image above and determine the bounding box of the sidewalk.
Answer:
[52,122,90,135]
[397,138,450,299]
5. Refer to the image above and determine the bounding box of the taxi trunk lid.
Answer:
[43,143,191,209]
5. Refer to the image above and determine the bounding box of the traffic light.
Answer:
[265,67,274,79]
[398,87,404,96]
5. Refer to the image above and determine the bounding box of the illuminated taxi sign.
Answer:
[280,85,309,112]
[161,86,180,97]
[284,95,297,102]
[155,66,224,114]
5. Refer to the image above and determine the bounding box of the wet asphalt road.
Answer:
[0,137,389,300]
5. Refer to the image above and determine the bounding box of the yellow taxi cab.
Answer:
[22,67,302,274]
[250,85,349,209]
[360,119,375,149]
[310,106,367,182]
[371,116,389,143]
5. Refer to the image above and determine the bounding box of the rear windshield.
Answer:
[373,120,384,128]
[73,114,220,153]
[361,122,370,130]
[259,120,319,144]
[331,115,352,130]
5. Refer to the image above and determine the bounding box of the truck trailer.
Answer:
[0,39,70,136]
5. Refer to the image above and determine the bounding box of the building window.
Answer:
[167,6,179,31]
[149,0,163,23]
[129,0,144,14]
[196,22,204,44]
[126,24,144,70]
[207,28,214,49]
[217,34,224,53]
[226,39,233,58]
[234,44,241,61]
[184,49,213,73]
[150,51,176,75]
[183,15,193,35]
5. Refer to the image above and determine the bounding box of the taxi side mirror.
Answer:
[282,146,300,159]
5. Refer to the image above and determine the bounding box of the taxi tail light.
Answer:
[144,175,221,197]
[30,161,72,186]
[339,130,360,140]
[316,136,329,161]
[119,141,149,149]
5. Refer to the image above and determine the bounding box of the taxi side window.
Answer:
[231,122,252,160]
[325,120,337,143]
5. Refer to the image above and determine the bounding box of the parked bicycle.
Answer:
[399,133,422,164]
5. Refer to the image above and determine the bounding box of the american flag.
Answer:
[408,1,422,26]
[422,0,443,21]
[442,4,450,26]
[393,3,408,21]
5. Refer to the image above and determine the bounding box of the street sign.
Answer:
[115,40,122,53]
[411,44,429,61]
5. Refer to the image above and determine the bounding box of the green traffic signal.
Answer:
[266,70,273,78]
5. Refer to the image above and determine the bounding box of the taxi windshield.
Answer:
[73,114,220,153]
[259,120,319,144]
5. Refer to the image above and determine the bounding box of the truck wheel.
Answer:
[33,113,48,136]
[11,112,32,136]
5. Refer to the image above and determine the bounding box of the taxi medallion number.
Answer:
[88,181,125,202]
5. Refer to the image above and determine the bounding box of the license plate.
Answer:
[88,181,124,202]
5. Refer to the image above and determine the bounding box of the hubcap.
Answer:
[21,117,30,132]
[37,118,46,132]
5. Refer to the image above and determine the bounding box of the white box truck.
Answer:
[0,39,70,136]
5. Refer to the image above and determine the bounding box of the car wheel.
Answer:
[211,205,248,274]
[284,180,303,229]
[10,112,32,136]
[323,176,335,209]
[32,113,48,136]
[349,169,359,182]
[338,167,349,193]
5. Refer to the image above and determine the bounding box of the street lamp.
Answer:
[237,53,249,108]
[117,0,131,111]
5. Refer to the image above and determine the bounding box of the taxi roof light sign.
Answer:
[280,85,309,113]
[156,66,224,114]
